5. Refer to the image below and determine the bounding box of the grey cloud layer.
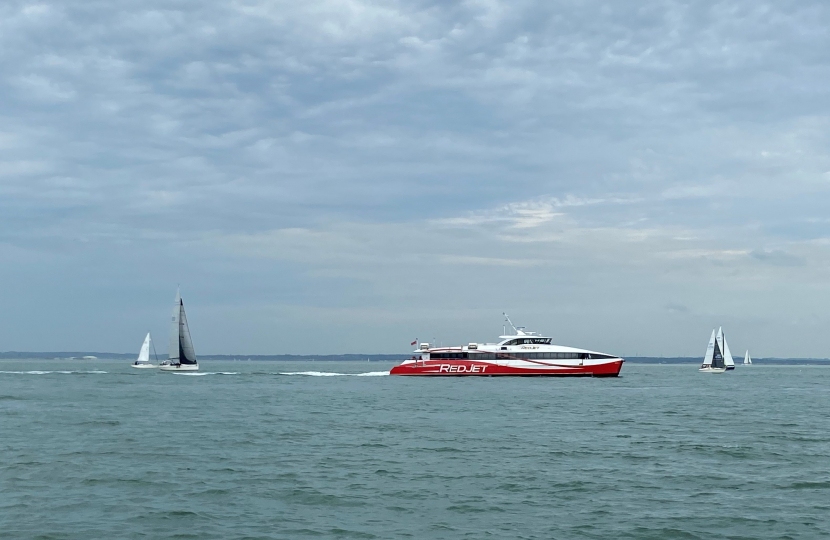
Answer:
[1,1,829,355]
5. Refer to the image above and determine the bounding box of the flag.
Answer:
[410,338,418,346]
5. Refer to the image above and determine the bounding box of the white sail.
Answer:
[169,289,182,362]
[168,288,197,365]
[722,330,734,367]
[744,350,752,365]
[702,329,716,366]
[137,333,151,363]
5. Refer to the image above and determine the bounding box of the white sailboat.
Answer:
[159,288,199,372]
[130,333,158,369]
[700,327,733,373]
[744,350,752,365]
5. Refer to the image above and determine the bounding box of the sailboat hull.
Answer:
[130,364,158,369]
[725,365,735,371]
[159,364,199,372]
[699,367,726,373]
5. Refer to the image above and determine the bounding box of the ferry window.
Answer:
[505,339,519,346]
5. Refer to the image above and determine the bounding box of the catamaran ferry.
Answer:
[390,315,624,377]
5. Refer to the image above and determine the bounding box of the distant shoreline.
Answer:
[1,352,829,365]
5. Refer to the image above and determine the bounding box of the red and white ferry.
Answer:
[390,315,624,377]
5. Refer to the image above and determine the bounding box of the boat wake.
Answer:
[0,370,108,375]
[278,371,390,377]
[170,372,240,376]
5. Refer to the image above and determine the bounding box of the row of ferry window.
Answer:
[431,352,615,360]
[501,338,552,345]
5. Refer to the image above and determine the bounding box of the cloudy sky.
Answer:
[2,0,829,356]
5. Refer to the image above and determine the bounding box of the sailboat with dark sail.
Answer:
[699,327,734,373]
[159,288,199,372]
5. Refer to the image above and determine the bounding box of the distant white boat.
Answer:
[131,332,158,369]
[700,327,734,373]
[159,288,199,372]
[744,350,752,365]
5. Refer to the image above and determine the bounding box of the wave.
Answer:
[0,370,108,375]
[278,371,389,377]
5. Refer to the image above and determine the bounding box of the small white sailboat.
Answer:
[159,288,199,372]
[131,333,158,369]
[744,350,752,365]
[700,327,734,373]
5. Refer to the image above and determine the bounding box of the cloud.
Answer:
[750,248,806,267]
[1,0,830,355]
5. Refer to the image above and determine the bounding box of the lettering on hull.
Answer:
[439,364,487,373]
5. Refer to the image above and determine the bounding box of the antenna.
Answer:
[503,312,520,335]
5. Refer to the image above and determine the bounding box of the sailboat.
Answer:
[130,333,158,369]
[159,288,199,372]
[744,350,752,365]
[700,327,734,373]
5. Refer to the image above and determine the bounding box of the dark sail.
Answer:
[169,288,197,365]
[712,340,724,369]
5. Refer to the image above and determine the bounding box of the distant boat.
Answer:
[159,288,199,372]
[700,327,734,373]
[744,350,752,365]
[131,333,158,369]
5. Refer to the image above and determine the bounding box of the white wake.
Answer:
[278,371,390,377]
[171,372,239,376]
[0,370,108,375]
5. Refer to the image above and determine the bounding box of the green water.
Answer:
[2,361,829,539]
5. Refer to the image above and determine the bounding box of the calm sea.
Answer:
[2,361,829,539]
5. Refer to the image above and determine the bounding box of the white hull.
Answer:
[699,367,726,373]
[130,363,158,369]
[159,364,199,372]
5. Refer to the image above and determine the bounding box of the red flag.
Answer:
[410,339,418,346]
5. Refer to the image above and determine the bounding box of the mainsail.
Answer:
[744,351,752,365]
[712,327,725,369]
[702,329,716,366]
[137,333,151,363]
[169,288,197,365]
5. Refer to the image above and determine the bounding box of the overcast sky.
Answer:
[2,0,830,356]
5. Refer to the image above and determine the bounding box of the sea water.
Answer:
[1,360,829,539]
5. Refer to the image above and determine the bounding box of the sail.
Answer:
[744,351,752,365]
[137,333,151,363]
[178,302,197,365]
[168,288,197,365]
[702,329,716,366]
[710,328,724,368]
[722,331,734,367]
[169,289,182,362]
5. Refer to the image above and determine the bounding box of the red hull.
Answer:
[390,359,624,377]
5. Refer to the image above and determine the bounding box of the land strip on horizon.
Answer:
[1,352,829,365]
